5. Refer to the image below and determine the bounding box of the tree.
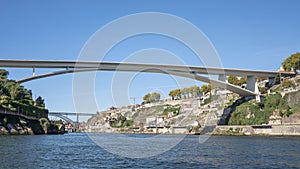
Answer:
[143,92,161,103]
[228,76,239,85]
[2,80,15,97]
[228,76,246,86]
[0,69,9,78]
[0,69,48,118]
[23,89,32,100]
[143,93,151,103]
[35,96,45,107]
[169,90,176,100]
[274,74,281,85]
[169,89,181,100]
[150,92,160,102]
[238,77,247,86]
[191,85,200,97]
[259,87,268,94]
[174,89,181,100]
[181,88,189,99]
[200,84,211,94]
[282,79,296,89]
[282,52,300,72]
[10,85,24,100]
[0,82,9,96]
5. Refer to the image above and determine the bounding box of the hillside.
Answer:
[81,91,236,134]
[227,75,300,125]
[0,69,64,135]
[0,69,48,118]
[82,75,300,134]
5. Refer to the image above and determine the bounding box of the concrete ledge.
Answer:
[214,124,300,136]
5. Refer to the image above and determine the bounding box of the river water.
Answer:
[0,133,299,169]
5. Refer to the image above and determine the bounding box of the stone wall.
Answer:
[214,125,300,136]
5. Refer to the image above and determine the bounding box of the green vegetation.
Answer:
[169,89,182,100]
[201,95,220,106]
[281,79,296,89]
[259,87,268,94]
[291,105,300,114]
[199,84,211,95]
[228,93,295,125]
[161,105,181,116]
[39,118,50,128]
[228,102,269,125]
[0,69,48,118]
[111,115,133,128]
[143,92,160,103]
[228,53,300,125]
[227,76,247,86]
[274,74,281,85]
[282,52,300,72]
[168,85,211,100]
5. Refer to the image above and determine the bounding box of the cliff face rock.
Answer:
[0,114,64,135]
[0,120,39,135]
[7,123,18,135]
[0,126,8,135]
[282,113,300,124]
[282,90,300,124]
[83,98,224,134]
[284,90,300,107]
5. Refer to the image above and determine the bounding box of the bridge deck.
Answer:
[0,59,295,97]
[0,59,295,77]
[49,112,96,116]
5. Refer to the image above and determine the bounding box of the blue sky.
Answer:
[0,0,299,121]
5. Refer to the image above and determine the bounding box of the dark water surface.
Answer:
[0,133,299,169]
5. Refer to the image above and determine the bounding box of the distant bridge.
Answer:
[48,112,96,123]
[0,59,295,97]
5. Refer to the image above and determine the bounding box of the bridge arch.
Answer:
[49,113,75,124]
[1,60,294,97]
[17,67,256,96]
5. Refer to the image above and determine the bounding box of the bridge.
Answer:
[0,59,295,97]
[48,112,96,123]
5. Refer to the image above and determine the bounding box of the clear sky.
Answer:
[0,0,299,121]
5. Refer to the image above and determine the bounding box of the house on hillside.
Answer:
[146,116,168,127]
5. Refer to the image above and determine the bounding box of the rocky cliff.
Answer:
[0,114,65,135]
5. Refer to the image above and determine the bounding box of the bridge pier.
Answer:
[32,67,35,76]
[218,74,227,82]
[246,76,260,102]
[246,76,256,92]
[217,74,227,90]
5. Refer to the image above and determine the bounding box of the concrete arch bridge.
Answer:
[0,59,295,97]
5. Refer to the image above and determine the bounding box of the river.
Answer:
[0,133,299,168]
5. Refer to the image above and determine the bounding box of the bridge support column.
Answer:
[218,74,226,82]
[247,76,260,102]
[246,76,256,92]
[32,67,35,76]
[217,74,227,90]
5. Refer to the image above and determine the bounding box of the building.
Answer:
[146,116,168,127]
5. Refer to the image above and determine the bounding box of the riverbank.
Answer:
[213,124,300,136]
[0,114,65,135]
[82,124,300,136]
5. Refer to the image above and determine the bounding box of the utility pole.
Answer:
[130,97,139,111]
